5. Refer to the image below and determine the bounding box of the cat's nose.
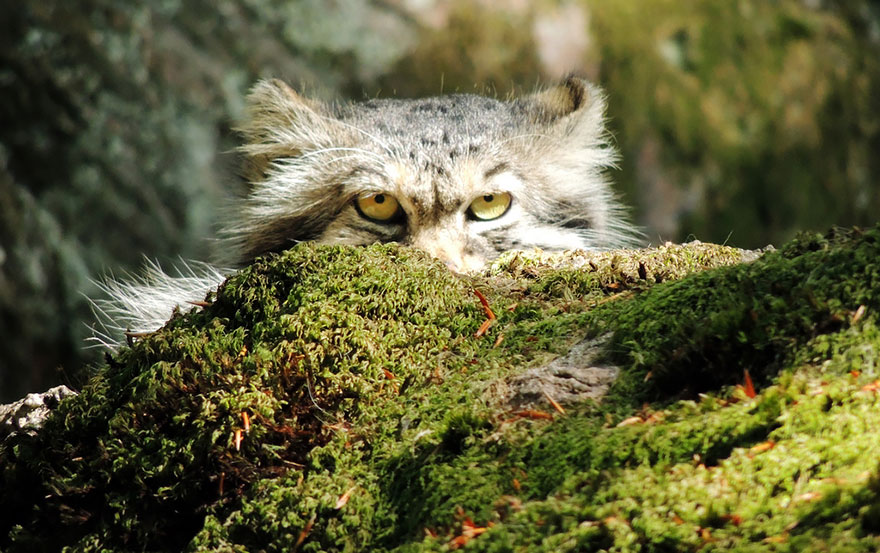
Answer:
[408,231,484,273]
[444,260,459,271]
[442,256,483,274]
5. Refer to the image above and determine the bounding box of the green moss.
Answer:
[587,1,880,248]
[2,227,880,552]
[603,226,880,401]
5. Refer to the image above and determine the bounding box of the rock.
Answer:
[501,335,619,409]
[0,385,77,439]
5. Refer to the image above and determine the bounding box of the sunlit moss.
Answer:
[2,226,879,552]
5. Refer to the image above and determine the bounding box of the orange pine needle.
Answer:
[450,517,489,549]
[748,440,776,457]
[242,411,250,432]
[474,318,493,338]
[473,289,496,320]
[493,333,505,348]
[543,390,566,415]
[335,486,356,509]
[743,370,756,398]
[293,514,316,552]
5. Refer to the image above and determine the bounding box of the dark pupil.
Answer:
[375,194,385,204]
[483,194,494,203]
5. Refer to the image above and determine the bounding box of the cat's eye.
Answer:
[468,192,512,221]
[355,193,403,223]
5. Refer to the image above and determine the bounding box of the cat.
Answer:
[92,76,639,344]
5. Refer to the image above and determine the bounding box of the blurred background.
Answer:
[1,0,878,401]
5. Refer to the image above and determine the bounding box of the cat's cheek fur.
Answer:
[316,209,402,246]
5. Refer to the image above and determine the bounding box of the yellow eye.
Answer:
[356,193,402,222]
[468,192,512,221]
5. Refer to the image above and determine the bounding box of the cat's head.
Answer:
[228,77,639,271]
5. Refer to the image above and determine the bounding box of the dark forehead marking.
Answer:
[484,162,509,178]
[341,94,521,151]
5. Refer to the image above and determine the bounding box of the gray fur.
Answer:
[92,77,640,345]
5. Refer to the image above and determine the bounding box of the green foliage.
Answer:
[2,228,880,551]
[588,0,880,247]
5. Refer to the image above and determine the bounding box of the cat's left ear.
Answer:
[237,79,351,181]
[521,76,609,146]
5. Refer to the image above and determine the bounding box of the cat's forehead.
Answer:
[337,95,526,216]
[341,95,521,156]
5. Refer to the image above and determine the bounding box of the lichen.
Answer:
[2,226,879,552]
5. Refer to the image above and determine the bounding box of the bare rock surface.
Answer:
[502,335,619,409]
[0,385,76,439]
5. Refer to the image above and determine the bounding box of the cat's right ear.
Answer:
[237,79,348,180]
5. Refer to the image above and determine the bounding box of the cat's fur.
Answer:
[92,77,639,344]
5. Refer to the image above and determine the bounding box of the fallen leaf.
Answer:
[748,440,776,457]
[851,304,867,324]
[616,416,643,427]
[514,409,554,420]
[795,491,822,503]
[721,514,743,526]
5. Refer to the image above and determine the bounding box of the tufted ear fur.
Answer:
[514,77,637,248]
[520,76,610,148]
[236,79,350,183]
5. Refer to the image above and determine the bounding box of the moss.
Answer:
[603,226,880,401]
[2,226,880,552]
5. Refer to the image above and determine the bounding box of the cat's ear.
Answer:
[237,79,349,181]
[522,76,609,146]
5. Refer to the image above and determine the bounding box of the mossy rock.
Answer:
[2,226,879,552]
